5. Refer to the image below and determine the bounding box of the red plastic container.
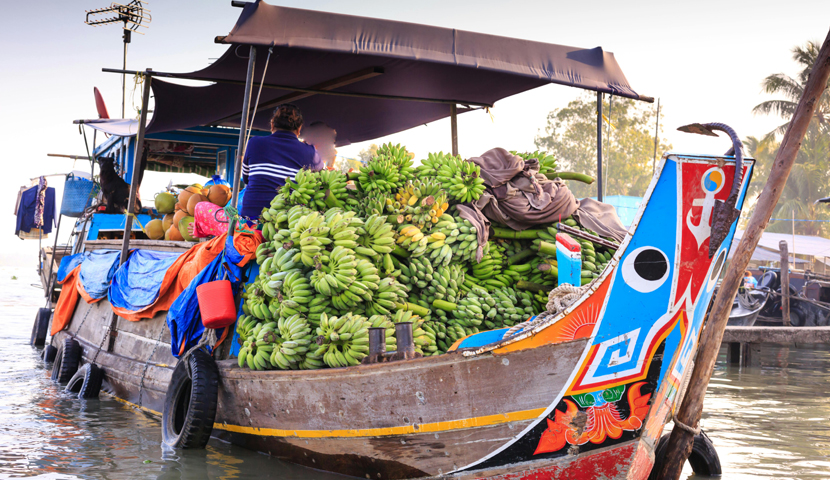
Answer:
[197,280,237,329]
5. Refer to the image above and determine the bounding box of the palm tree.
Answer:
[753,41,830,139]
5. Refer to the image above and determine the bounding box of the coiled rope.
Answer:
[504,282,594,338]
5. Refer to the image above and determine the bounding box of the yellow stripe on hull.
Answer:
[213,407,545,439]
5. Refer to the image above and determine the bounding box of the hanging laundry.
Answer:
[15,184,55,237]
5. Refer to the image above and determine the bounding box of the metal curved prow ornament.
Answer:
[678,122,745,257]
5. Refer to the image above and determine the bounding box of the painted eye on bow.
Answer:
[621,246,670,293]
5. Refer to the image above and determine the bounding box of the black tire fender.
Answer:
[51,338,82,383]
[42,344,58,363]
[65,363,105,399]
[162,349,219,449]
[31,308,51,347]
[650,431,722,479]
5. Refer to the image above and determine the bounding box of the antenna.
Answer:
[85,1,152,118]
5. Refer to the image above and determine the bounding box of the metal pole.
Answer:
[605,95,612,198]
[231,46,257,212]
[122,41,127,118]
[596,92,603,202]
[780,240,791,326]
[119,72,152,265]
[652,98,661,174]
[450,104,459,156]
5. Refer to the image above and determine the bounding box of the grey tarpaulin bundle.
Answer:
[459,148,627,259]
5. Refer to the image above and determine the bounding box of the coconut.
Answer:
[154,192,177,214]
[162,213,174,231]
[186,193,207,216]
[165,224,184,241]
[179,216,197,242]
[144,219,165,240]
[173,210,188,228]
[178,189,194,210]
[207,184,232,207]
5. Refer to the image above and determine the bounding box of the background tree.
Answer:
[749,40,830,236]
[535,95,670,198]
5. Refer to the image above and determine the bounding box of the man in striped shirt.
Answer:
[240,104,323,220]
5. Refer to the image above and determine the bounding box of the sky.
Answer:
[0,0,828,266]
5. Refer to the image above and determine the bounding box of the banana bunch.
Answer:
[356,158,402,193]
[357,191,392,218]
[235,314,259,343]
[309,246,357,297]
[396,224,428,256]
[279,168,325,207]
[260,245,299,281]
[417,152,485,203]
[447,215,482,263]
[318,169,356,209]
[433,289,490,332]
[270,314,314,370]
[412,264,465,312]
[511,150,557,177]
[392,179,450,229]
[401,255,435,290]
[237,321,277,370]
[307,295,333,328]
[243,281,274,321]
[286,212,332,267]
[422,321,447,354]
[329,258,375,312]
[469,244,510,290]
[272,205,314,243]
[314,312,370,367]
[368,314,397,352]
[365,277,408,316]
[355,214,396,258]
[278,270,313,318]
[486,287,535,329]
[376,142,416,183]
[255,242,277,265]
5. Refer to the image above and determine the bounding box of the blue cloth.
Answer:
[109,249,181,312]
[79,250,122,299]
[57,252,85,283]
[240,130,321,219]
[744,276,758,288]
[56,249,121,299]
[15,186,55,235]
[166,234,250,357]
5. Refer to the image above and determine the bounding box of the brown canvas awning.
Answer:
[137,1,650,145]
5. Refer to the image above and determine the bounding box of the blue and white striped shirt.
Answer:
[240,130,322,219]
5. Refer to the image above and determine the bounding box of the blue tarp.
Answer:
[109,249,181,312]
[56,249,121,299]
[166,234,250,357]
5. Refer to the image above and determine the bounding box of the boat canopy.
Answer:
[120,0,650,145]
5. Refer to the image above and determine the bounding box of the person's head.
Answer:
[745,270,752,277]
[270,104,304,135]
[301,122,338,168]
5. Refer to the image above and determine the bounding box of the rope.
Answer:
[670,411,701,435]
[503,282,594,338]
[180,328,218,377]
[545,283,592,314]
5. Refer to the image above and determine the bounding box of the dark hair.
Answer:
[271,104,304,131]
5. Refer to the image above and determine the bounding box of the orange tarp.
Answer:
[51,265,81,335]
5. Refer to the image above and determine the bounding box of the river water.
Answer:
[1,265,829,479]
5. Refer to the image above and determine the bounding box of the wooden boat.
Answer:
[727,289,768,327]
[35,4,756,478]
[47,151,754,479]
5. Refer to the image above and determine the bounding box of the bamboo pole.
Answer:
[656,29,830,479]
[780,240,791,326]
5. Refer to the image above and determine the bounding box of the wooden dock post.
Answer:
[656,29,830,480]
[780,240,791,326]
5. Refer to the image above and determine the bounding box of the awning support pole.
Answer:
[596,92,603,202]
[231,46,257,215]
[119,72,152,266]
[106,71,152,354]
[450,104,459,156]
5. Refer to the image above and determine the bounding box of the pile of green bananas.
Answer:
[237,141,632,369]
[315,312,370,367]
[416,152,486,203]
